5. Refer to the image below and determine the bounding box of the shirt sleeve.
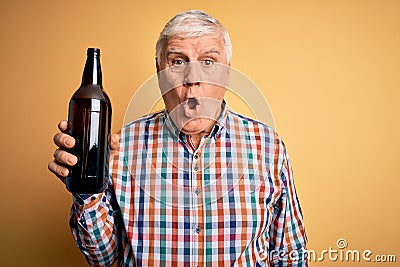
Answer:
[268,140,308,266]
[69,186,121,267]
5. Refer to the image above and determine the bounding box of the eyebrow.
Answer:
[166,49,221,58]
[166,49,184,57]
[203,49,220,56]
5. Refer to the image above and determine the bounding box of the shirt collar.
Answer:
[164,100,228,143]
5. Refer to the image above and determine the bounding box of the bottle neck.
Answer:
[81,48,102,87]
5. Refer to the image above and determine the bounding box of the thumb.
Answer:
[109,133,120,151]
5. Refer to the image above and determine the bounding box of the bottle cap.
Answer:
[87,48,100,56]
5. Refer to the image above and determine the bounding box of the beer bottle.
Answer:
[66,48,111,194]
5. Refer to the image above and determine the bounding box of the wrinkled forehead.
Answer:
[162,34,226,58]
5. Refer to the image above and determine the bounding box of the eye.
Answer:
[172,59,185,66]
[203,59,214,66]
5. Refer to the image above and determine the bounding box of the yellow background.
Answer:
[1,0,399,266]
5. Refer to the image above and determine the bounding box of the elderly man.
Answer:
[49,10,308,266]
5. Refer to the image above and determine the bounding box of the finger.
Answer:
[48,160,69,179]
[58,120,69,132]
[109,133,120,151]
[54,132,75,149]
[54,148,78,166]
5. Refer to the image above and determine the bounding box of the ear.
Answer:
[224,63,231,90]
[155,57,160,73]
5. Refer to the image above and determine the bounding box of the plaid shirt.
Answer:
[70,104,308,267]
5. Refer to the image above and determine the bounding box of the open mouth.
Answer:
[187,98,198,109]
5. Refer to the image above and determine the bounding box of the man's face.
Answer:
[157,34,230,135]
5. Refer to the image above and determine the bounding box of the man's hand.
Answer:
[48,120,120,183]
[108,130,121,159]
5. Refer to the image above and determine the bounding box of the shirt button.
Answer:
[194,188,200,195]
[194,153,199,159]
[193,165,198,172]
[195,226,201,234]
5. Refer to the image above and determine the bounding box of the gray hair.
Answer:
[156,10,232,64]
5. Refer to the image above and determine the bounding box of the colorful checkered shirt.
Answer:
[69,105,308,266]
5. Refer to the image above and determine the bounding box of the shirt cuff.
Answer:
[72,193,104,213]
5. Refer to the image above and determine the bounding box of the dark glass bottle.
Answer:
[66,48,112,194]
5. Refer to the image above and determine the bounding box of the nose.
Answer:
[183,62,201,87]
